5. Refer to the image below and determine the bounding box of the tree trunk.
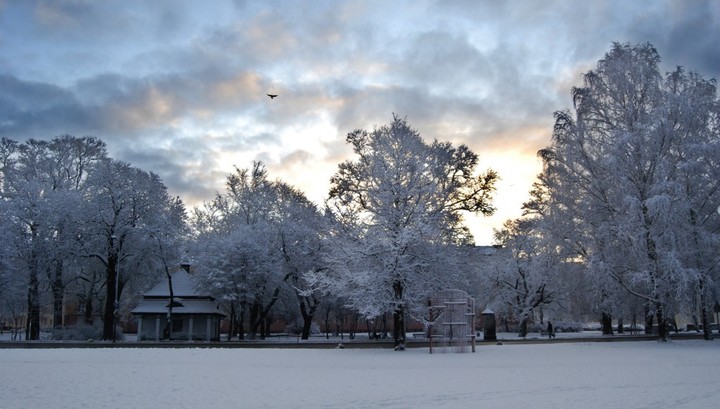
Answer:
[227,303,236,341]
[699,279,714,340]
[51,261,64,329]
[336,315,344,340]
[392,307,406,350]
[84,297,94,325]
[237,303,245,340]
[26,270,41,340]
[248,302,260,339]
[164,271,174,341]
[701,313,713,340]
[299,300,317,340]
[656,302,669,341]
[644,304,654,335]
[382,313,388,339]
[324,306,331,340]
[351,314,359,339]
[518,317,529,338]
[263,315,272,339]
[601,312,613,335]
[102,249,118,340]
[392,281,406,350]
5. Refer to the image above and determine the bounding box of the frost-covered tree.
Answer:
[539,42,720,340]
[44,136,107,331]
[0,198,29,339]
[0,135,184,340]
[192,162,325,339]
[663,67,720,340]
[314,115,497,349]
[194,223,277,339]
[135,195,187,340]
[491,218,565,337]
[272,183,327,339]
[80,159,184,340]
[0,136,107,339]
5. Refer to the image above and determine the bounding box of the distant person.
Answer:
[547,322,555,339]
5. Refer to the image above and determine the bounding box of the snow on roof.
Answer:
[131,298,225,316]
[132,268,225,316]
[142,269,204,298]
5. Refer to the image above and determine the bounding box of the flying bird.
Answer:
[267,93,278,99]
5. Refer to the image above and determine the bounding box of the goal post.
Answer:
[427,289,476,353]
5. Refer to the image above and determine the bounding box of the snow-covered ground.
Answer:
[1,340,718,409]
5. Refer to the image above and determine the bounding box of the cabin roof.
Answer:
[131,298,225,316]
[142,270,204,298]
[131,269,226,317]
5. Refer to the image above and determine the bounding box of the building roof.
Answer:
[131,268,226,317]
[131,298,225,316]
[142,269,205,298]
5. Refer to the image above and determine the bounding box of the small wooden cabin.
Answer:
[131,265,225,341]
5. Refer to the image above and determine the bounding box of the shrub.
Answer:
[553,322,583,333]
[284,320,321,335]
[51,324,123,341]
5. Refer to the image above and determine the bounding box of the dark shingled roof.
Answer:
[131,269,225,317]
[131,298,224,315]
[142,270,203,298]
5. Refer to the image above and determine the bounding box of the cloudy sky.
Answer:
[1,0,718,244]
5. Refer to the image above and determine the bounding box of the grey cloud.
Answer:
[628,0,720,78]
[117,142,219,205]
[1,65,267,140]
[2,0,717,236]
[192,3,354,71]
[399,30,492,91]
[72,68,266,130]
[326,29,558,143]
[27,1,201,43]
[278,149,312,167]
[435,0,719,80]
[0,69,282,204]
[385,24,565,117]
[0,75,103,137]
[0,74,74,111]
[114,128,246,202]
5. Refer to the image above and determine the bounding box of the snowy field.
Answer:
[1,340,719,409]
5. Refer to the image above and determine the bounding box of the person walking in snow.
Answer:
[547,321,555,339]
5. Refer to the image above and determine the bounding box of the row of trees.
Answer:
[0,136,185,340]
[490,43,720,340]
[190,162,327,340]
[190,115,499,347]
[1,43,718,346]
[0,116,498,347]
